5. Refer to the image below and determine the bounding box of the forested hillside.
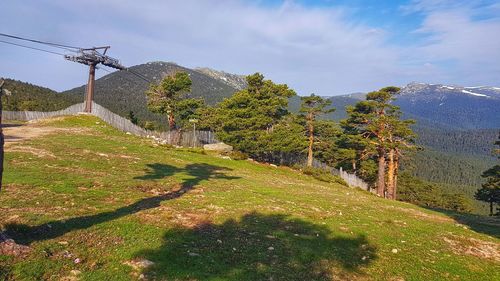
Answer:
[0,78,81,111]
[60,62,240,130]
[415,127,498,156]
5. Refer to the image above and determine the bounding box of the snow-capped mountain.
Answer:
[394,83,500,129]
[400,82,500,100]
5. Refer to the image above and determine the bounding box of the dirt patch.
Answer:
[0,232,31,257]
[386,206,454,223]
[3,124,58,146]
[172,212,211,228]
[443,234,500,262]
[2,121,91,146]
[6,145,56,158]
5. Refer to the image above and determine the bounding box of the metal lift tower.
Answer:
[64,47,125,113]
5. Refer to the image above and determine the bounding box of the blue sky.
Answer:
[1,0,499,95]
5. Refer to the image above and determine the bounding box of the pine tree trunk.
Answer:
[177,128,183,146]
[377,147,386,197]
[387,149,395,199]
[307,116,314,167]
[490,201,494,216]
[168,112,176,131]
[393,153,399,200]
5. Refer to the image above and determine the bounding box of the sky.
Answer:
[1,0,500,95]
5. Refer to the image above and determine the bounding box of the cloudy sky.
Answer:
[1,0,499,95]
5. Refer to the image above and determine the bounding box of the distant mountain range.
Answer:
[395,83,500,130]
[310,82,500,130]
[2,62,499,214]
[4,61,499,132]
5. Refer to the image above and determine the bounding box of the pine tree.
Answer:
[299,94,334,167]
[386,110,416,199]
[127,111,139,125]
[211,73,296,156]
[475,133,500,215]
[145,72,192,130]
[342,87,415,198]
[175,98,205,129]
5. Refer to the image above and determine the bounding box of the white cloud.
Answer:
[0,0,499,94]
[0,0,403,94]
[402,0,500,85]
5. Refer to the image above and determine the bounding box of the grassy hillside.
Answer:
[1,116,499,280]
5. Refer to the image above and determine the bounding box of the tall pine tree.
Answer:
[145,71,192,130]
[211,73,296,156]
[342,87,415,198]
[299,94,334,167]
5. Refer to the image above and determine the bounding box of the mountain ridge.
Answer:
[5,63,500,131]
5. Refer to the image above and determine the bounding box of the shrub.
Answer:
[302,167,347,186]
[185,148,206,155]
[223,151,248,160]
[143,121,156,131]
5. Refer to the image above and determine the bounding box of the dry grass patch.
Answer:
[6,145,56,158]
[387,206,454,223]
[443,234,500,262]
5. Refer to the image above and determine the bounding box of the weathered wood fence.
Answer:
[91,102,217,147]
[259,152,370,191]
[2,103,85,121]
[2,102,218,147]
[3,102,370,191]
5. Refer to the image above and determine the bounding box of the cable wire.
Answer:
[99,66,141,85]
[1,32,151,84]
[0,39,65,56]
[125,68,152,83]
[0,32,82,50]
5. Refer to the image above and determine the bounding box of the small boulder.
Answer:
[0,232,31,257]
[203,142,233,153]
[124,259,155,270]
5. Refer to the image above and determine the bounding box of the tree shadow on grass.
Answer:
[5,163,239,245]
[426,208,500,238]
[137,212,377,281]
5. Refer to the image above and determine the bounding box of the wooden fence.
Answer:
[91,102,217,147]
[259,152,370,191]
[312,159,370,191]
[2,103,85,121]
[3,102,370,191]
[2,102,218,147]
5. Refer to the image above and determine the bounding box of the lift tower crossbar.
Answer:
[64,46,125,113]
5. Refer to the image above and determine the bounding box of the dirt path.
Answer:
[2,122,61,147]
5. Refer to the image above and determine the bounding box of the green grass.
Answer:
[1,115,499,280]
